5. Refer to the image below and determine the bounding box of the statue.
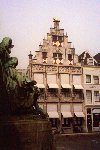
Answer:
[0,37,54,150]
[0,37,47,118]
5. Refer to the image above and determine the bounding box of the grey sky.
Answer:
[0,0,100,68]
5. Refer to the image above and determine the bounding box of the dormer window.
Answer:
[87,58,94,65]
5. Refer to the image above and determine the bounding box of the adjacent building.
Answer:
[79,52,100,132]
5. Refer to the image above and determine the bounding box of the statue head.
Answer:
[1,37,14,54]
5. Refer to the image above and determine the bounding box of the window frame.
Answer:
[94,91,100,102]
[86,90,92,104]
[93,76,99,84]
[86,75,91,83]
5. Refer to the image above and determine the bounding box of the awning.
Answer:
[74,112,85,117]
[48,84,59,88]
[61,84,71,89]
[36,84,45,88]
[74,85,83,89]
[48,112,59,118]
[61,112,72,118]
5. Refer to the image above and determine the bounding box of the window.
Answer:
[42,52,47,58]
[94,91,100,102]
[86,75,91,83]
[87,108,91,114]
[93,113,100,127]
[58,53,62,59]
[86,90,92,104]
[58,36,63,42]
[68,54,72,61]
[52,35,57,42]
[53,53,63,64]
[49,118,57,127]
[62,118,70,127]
[48,88,58,97]
[53,53,57,58]
[87,58,94,65]
[93,76,99,84]
[61,88,71,97]
[53,53,62,59]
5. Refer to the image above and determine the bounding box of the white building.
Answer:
[83,66,100,132]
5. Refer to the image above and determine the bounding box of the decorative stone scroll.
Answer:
[59,66,71,73]
[32,64,45,72]
[71,67,82,74]
[46,65,57,72]
[59,66,82,74]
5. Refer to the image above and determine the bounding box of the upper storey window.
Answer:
[53,53,62,59]
[58,36,64,42]
[42,52,47,64]
[93,76,99,84]
[42,52,47,58]
[53,53,63,64]
[68,54,72,61]
[52,35,64,42]
[86,75,91,83]
[52,35,57,42]
[86,90,92,104]
[53,53,57,58]
[58,53,62,59]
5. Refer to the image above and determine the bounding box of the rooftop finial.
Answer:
[53,17,60,22]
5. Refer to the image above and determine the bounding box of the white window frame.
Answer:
[86,90,92,104]
[93,76,99,84]
[86,75,91,83]
[94,91,100,102]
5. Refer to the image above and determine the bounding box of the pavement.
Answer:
[53,132,100,150]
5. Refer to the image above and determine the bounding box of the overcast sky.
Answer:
[0,0,100,68]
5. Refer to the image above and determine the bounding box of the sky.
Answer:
[0,0,100,69]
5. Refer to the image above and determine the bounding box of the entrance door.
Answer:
[87,115,92,132]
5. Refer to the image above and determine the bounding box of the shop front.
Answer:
[92,108,100,132]
[61,104,73,133]
[47,103,59,132]
[73,104,85,132]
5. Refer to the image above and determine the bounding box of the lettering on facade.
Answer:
[89,86,96,88]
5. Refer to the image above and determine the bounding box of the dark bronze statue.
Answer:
[0,37,47,118]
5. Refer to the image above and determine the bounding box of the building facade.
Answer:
[83,66,100,132]
[27,18,85,133]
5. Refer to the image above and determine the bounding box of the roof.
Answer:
[94,53,100,64]
[78,51,98,66]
